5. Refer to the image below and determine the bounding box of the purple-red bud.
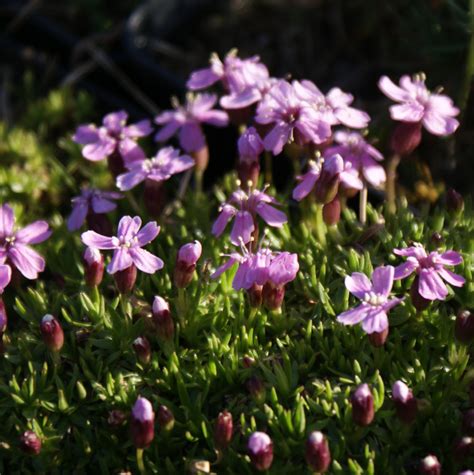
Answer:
[114,264,137,294]
[242,355,255,368]
[262,282,285,311]
[430,232,443,246]
[462,408,474,436]
[0,297,7,335]
[40,314,64,352]
[323,196,341,225]
[248,431,273,471]
[133,336,151,365]
[392,381,417,424]
[351,383,375,426]
[368,327,389,347]
[419,454,441,475]
[108,409,127,428]
[214,410,233,450]
[455,310,474,344]
[20,430,42,455]
[144,179,167,217]
[446,188,464,214]
[390,121,422,156]
[83,247,104,287]
[130,397,155,449]
[174,241,202,288]
[305,431,331,473]
[107,150,126,178]
[410,276,431,312]
[314,169,340,205]
[152,296,174,342]
[247,283,263,308]
[246,376,266,405]
[157,404,175,432]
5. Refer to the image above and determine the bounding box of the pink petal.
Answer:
[337,304,371,325]
[68,202,89,231]
[361,309,388,334]
[136,222,160,246]
[378,76,408,101]
[198,109,229,127]
[9,244,45,279]
[340,169,363,190]
[103,111,128,131]
[436,251,463,266]
[428,95,460,116]
[210,256,238,280]
[256,203,287,227]
[345,272,372,299]
[129,248,164,274]
[212,205,237,237]
[0,204,14,237]
[394,246,427,259]
[292,170,319,201]
[0,264,11,292]
[334,107,370,128]
[362,161,386,187]
[418,269,448,300]
[390,103,424,122]
[393,259,418,280]
[15,221,51,244]
[371,266,394,298]
[230,211,254,245]
[119,138,146,165]
[437,268,465,288]
[117,216,142,240]
[164,154,195,175]
[116,169,147,191]
[154,120,181,143]
[82,138,116,161]
[220,88,262,109]
[383,297,404,312]
[124,119,153,138]
[263,123,292,155]
[422,112,459,136]
[107,248,133,274]
[179,122,206,153]
[326,87,353,107]
[81,231,116,250]
[73,125,99,144]
[91,197,118,214]
[186,67,221,90]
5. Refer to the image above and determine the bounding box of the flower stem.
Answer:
[359,183,368,224]
[315,204,327,247]
[177,287,187,323]
[386,153,401,214]
[195,169,204,195]
[136,448,146,474]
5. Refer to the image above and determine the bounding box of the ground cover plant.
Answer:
[0,49,472,475]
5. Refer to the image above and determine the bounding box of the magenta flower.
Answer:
[155,94,228,153]
[378,74,459,136]
[393,244,465,301]
[81,216,163,274]
[293,80,370,129]
[255,80,332,155]
[212,187,287,245]
[131,396,155,449]
[68,189,122,231]
[0,204,51,280]
[73,111,152,163]
[292,154,363,202]
[337,266,403,334]
[116,146,194,191]
[325,131,386,187]
[248,431,274,471]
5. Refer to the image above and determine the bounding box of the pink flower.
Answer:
[68,189,122,231]
[337,266,403,334]
[81,216,163,274]
[212,187,287,245]
[238,127,264,163]
[116,146,194,191]
[155,94,228,153]
[247,431,274,471]
[0,264,11,293]
[393,243,464,301]
[292,154,363,202]
[0,204,51,279]
[255,80,332,155]
[378,74,459,136]
[293,80,370,129]
[325,131,386,187]
[131,396,155,448]
[73,111,151,162]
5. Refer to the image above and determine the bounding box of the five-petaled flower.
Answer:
[81,216,163,274]
[155,93,229,153]
[393,244,465,301]
[0,204,51,280]
[378,74,459,136]
[73,110,152,162]
[337,266,403,334]
[116,146,194,191]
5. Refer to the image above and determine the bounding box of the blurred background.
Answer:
[0,0,473,198]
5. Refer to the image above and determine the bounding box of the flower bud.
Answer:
[214,410,233,450]
[392,380,417,424]
[305,431,331,473]
[446,188,464,214]
[157,404,175,432]
[262,282,285,311]
[430,232,443,246]
[114,264,137,294]
[390,122,422,156]
[0,297,7,335]
[192,145,209,174]
[108,409,127,428]
[419,454,441,475]
[247,283,263,308]
[40,314,64,352]
[83,247,104,287]
[351,383,375,426]
[248,431,273,472]
[133,336,151,365]
[246,376,266,405]
[20,430,42,455]
[130,397,155,449]
[453,436,474,461]
[152,296,174,342]
[242,355,255,368]
[462,408,474,436]
[323,196,341,225]
[107,150,126,178]
[174,241,202,288]
[144,179,167,217]
[455,310,474,344]
[368,327,389,347]
[410,276,431,311]
[314,168,340,205]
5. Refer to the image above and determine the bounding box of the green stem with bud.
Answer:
[359,183,368,224]
[386,154,401,214]
[315,204,327,247]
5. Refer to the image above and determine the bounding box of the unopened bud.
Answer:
[174,241,202,288]
[247,283,263,308]
[107,150,126,178]
[157,404,175,432]
[455,310,474,344]
[462,408,474,436]
[314,170,340,205]
[262,282,285,311]
[242,355,255,368]
[83,247,104,287]
[20,430,42,455]
[214,410,233,450]
[248,432,273,471]
[144,179,167,217]
[0,297,7,334]
[114,264,137,294]
[152,296,174,342]
[108,409,127,428]
[246,376,266,405]
[368,327,389,347]
[40,314,64,352]
[392,380,417,424]
[351,383,375,426]
[390,122,422,156]
[430,232,443,246]
[323,196,341,225]
[419,454,441,475]
[305,431,331,473]
[133,336,151,365]
[446,188,464,214]
[410,276,431,311]
[131,397,155,448]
